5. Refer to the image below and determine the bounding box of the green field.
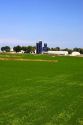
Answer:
[0,54,83,125]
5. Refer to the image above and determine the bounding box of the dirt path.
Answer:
[0,58,58,62]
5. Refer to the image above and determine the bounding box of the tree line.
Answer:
[1,46,36,53]
[1,46,83,54]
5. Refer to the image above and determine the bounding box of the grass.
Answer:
[0,54,83,125]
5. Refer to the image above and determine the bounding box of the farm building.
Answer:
[71,52,80,56]
[17,50,25,54]
[44,51,68,55]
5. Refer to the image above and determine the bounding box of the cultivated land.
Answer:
[0,54,83,125]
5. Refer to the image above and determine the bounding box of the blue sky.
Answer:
[0,0,83,48]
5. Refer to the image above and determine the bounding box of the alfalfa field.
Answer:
[0,54,83,125]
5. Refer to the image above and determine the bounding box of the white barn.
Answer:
[45,51,68,55]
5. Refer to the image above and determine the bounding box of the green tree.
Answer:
[55,47,60,51]
[79,48,83,54]
[1,47,5,52]
[25,46,33,53]
[1,46,10,52]
[63,48,72,54]
[13,46,22,52]
[73,48,80,52]
[47,47,50,51]
[21,46,36,53]
[68,49,72,54]
[21,46,27,52]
